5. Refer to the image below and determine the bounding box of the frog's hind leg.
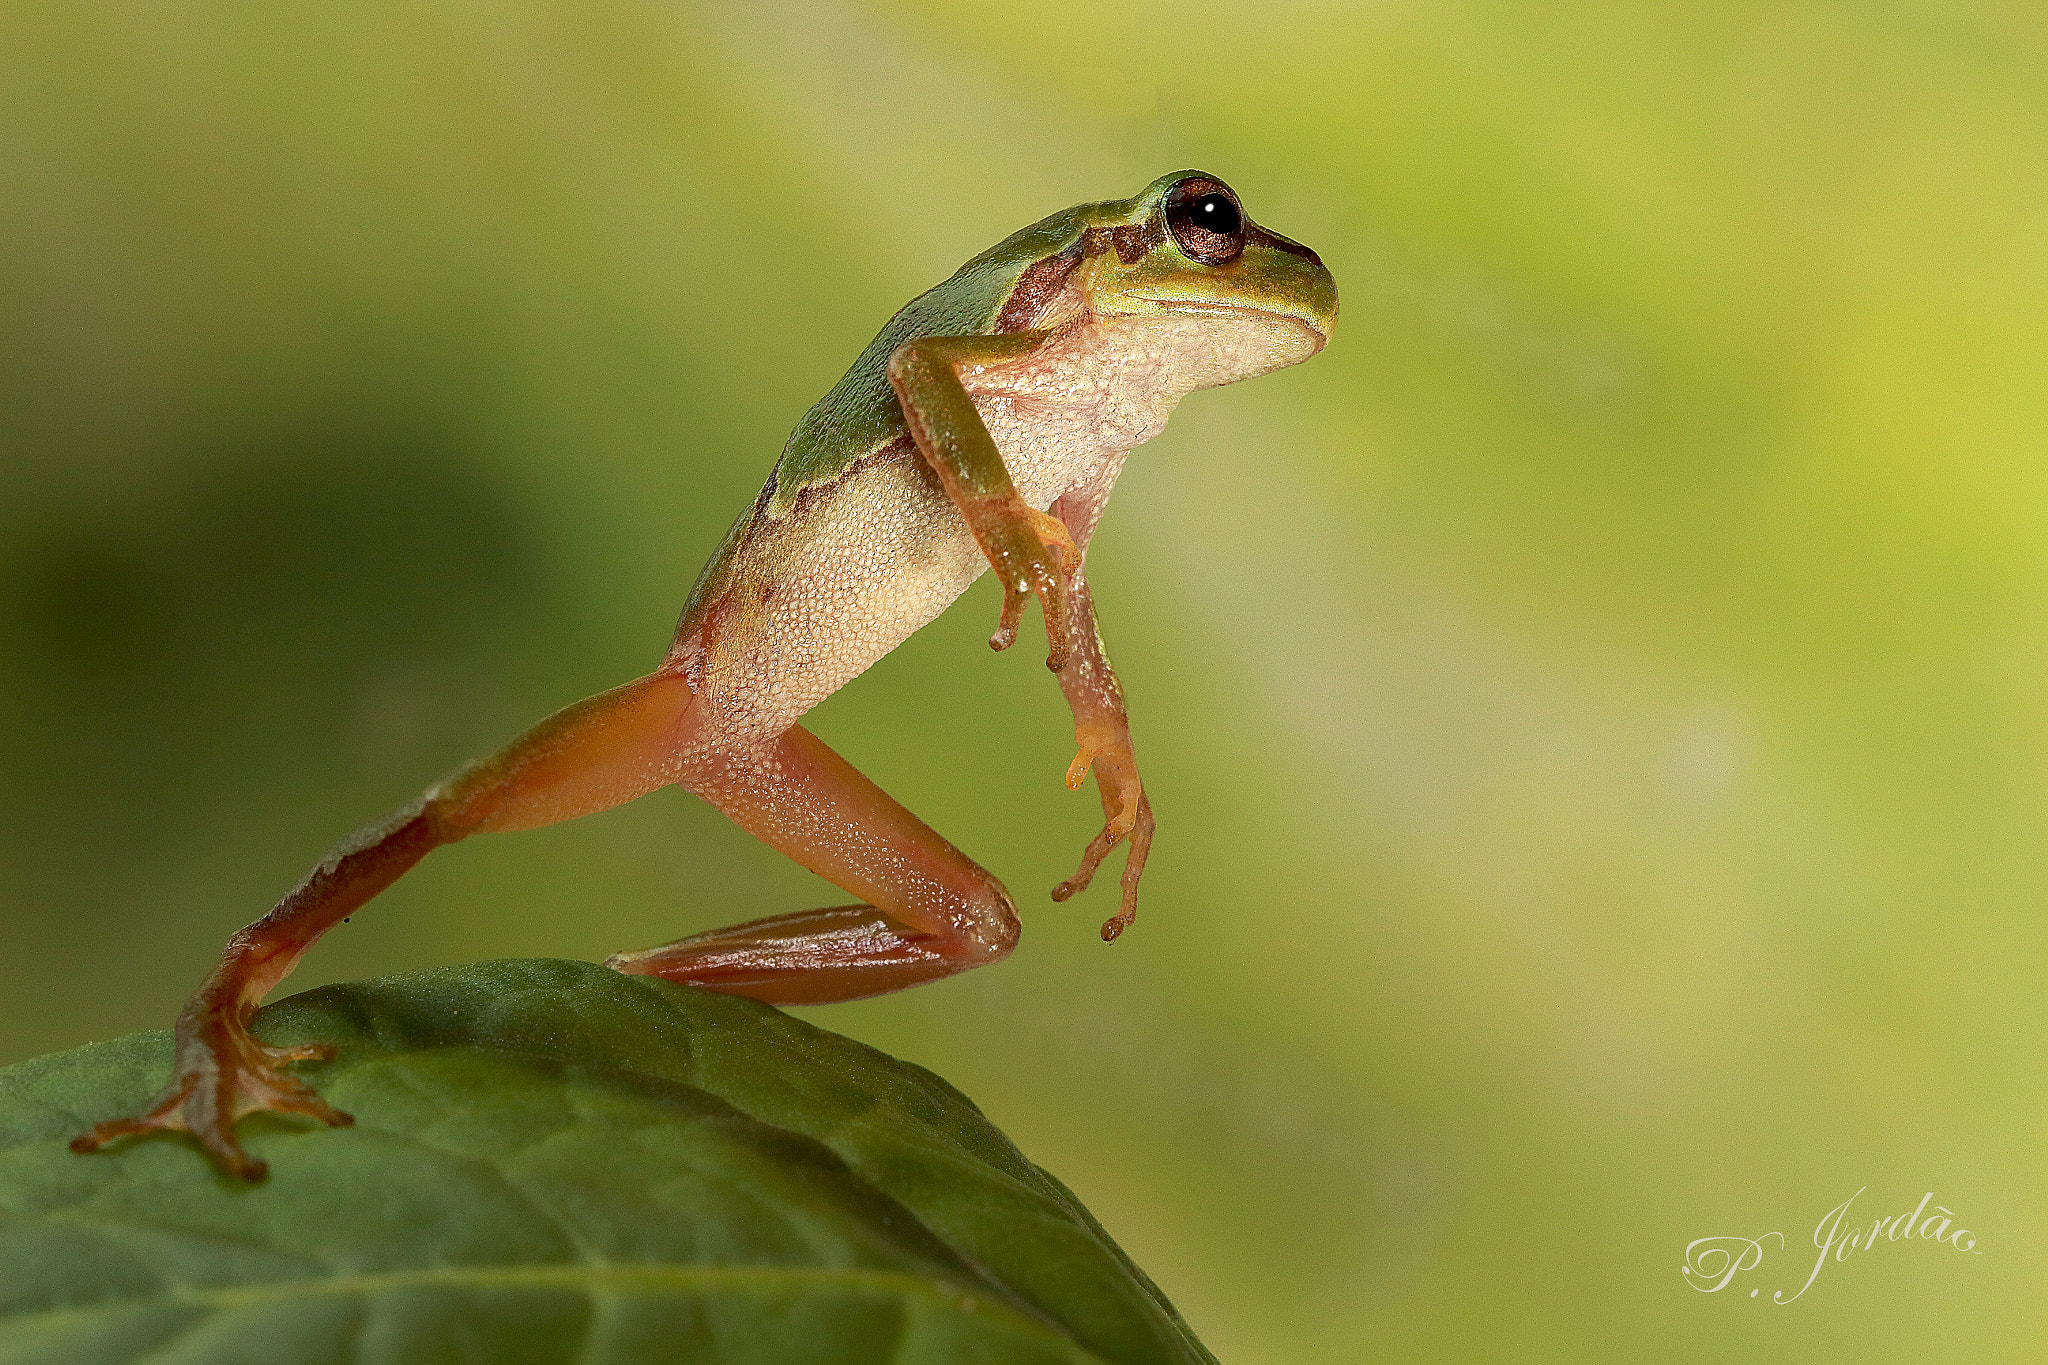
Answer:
[609,722,1019,1004]
[74,667,701,1179]
[73,664,1008,1177]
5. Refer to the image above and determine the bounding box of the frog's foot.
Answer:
[71,1025,350,1181]
[1053,748,1155,941]
[983,504,1081,670]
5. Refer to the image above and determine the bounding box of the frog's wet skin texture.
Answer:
[73,171,1338,1179]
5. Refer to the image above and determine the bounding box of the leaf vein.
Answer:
[1,1263,1107,1361]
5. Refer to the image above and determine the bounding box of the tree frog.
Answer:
[74,171,1337,1179]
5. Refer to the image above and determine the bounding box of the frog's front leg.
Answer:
[1043,488,1154,941]
[888,331,1081,669]
[890,334,1151,939]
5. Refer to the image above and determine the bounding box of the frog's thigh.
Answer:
[610,723,1019,1005]
[436,669,699,834]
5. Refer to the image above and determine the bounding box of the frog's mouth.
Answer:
[1115,296,1333,354]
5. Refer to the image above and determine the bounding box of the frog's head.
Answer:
[1073,171,1338,373]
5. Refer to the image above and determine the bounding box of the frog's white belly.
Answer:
[698,307,1317,742]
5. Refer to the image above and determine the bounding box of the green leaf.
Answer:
[0,959,1214,1365]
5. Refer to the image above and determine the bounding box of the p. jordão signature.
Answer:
[1683,1187,1980,1303]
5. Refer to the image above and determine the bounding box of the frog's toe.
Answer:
[192,1117,270,1182]
[68,1073,245,1167]
[1053,809,1131,904]
[245,1068,353,1128]
[69,1085,192,1155]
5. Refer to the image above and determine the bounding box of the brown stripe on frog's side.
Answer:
[994,241,1084,333]
[768,432,920,526]
[1245,223,1322,264]
[673,431,922,649]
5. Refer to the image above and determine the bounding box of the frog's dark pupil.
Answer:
[1164,182,1247,263]
[1192,194,1241,235]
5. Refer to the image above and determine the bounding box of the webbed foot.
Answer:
[71,1015,350,1181]
[1054,729,1155,940]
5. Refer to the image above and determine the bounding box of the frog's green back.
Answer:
[765,206,1099,514]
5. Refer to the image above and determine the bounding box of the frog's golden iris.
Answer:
[1163,176,1246,263]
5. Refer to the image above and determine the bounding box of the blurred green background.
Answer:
[3,1,2044,1359]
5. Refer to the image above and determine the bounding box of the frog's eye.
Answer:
[1163,177,1246,266]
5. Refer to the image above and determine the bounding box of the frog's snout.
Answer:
[1248,227,1338,350]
